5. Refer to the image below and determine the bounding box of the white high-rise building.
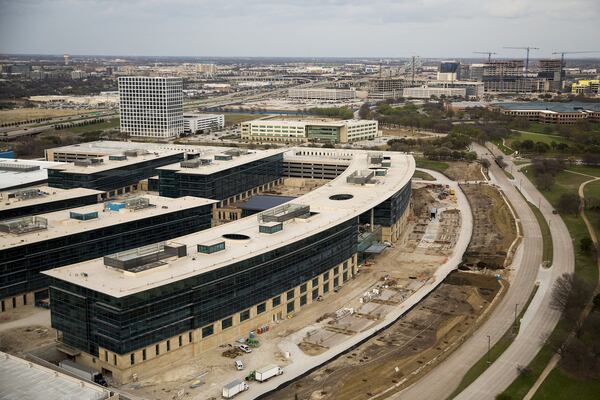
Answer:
[118,76,184,138]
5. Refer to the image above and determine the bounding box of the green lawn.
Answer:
[492,138,514,155]
[413,170,436,181]
[224,113,259,126]
[415,158,449,172]
[531,368,600,400]
[59,118,120,134]
[527,202,553,265]
[499,166,600,399]
[524,121,600,135]
[508,131,573,147]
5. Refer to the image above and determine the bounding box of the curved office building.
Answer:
[44,148,415,384]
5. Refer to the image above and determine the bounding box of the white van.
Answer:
[234,360,244,370]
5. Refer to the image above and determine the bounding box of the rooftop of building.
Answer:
[44,148,415,297]
[239,195,297,212]
[0,158,69,191]
[157,148,287,175]
[46,140,229,157]
[0,186,103,212]
[0,352,112,400]
[183,113,224,119]
[244,118,377,127]
[495,102,600,113]
[48,149,185,175]
[0,194,217,250]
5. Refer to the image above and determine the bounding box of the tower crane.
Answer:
[552,51,600,90]
[473,51,497,62]
[503,46,539,74]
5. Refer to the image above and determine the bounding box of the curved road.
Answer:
[393,143,574,400]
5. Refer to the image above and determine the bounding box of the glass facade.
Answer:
[360,181,411,227]
[47,154,184,192]
[0,204,213,300]
[49,218,357,356]
[158,154,283,200]
[0,194,99,221]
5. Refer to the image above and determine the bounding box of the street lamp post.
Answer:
[487,335,491,363]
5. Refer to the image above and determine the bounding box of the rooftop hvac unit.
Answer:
[215,154,233,161]
[260,203,310,223]
[121,197,152,210]
[7,188,46,201]
[180,159,201,168]
[104,241,186,273]
[0,163,41,172]
[0,216,48,235]
[109,155,128,161]
[346,170,375,185]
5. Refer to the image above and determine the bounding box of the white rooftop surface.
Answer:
[157,148,287,175]
[47,140,235,157]
[0,195,217,250]
[247,118,373,127]
[0,159,68,190]
[44,148,415,298]
[0,352,111,400]
[183,113,223,118]
[0,186,103,211]
[48,149,184,175]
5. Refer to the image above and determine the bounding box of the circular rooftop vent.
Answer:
[329,194,354,201]
[222,233,250,241]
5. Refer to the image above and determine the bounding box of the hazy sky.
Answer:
[1,0,599,58]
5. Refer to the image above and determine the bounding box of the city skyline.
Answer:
[1,0,599,58]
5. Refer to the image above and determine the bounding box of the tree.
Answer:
[358,102,371,119]
[550,273,593,323]
[495,155,507,169]
[557,192,580,215]
[481,158,491,171]
[580,237,593,253]
[535,173,554,191]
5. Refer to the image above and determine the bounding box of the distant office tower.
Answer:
[481,60,550,93]
[538,59,564,91]
[437,61,461,81]
[63,54,70,66]
[118,76,184,138]
[368,77,415,100]
[469,64,485,81]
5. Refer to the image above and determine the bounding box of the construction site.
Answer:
[0,162,518,400]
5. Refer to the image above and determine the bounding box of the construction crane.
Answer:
[503,46,539,74]
[552,51,600,90]
[474,51,497,62]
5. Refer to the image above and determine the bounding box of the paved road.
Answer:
[393,142,573,400]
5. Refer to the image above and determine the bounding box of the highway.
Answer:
[392,142,574,400]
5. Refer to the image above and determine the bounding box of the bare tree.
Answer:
[550,273,593,323]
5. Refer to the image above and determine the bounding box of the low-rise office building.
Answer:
[241,119,380,144]
[44,148,414,384]
[0,186,103,220]
[183,113,225,134]
[571,79,600,95]
[428,80,485,98]
[0,159,68,191]
[287,88,356,101]
[157,148,286,203]
[402,86,466,99]
[0,195,216,313]
[47,149,185,194]
[494,102,600,124]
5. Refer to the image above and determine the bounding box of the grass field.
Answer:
[412,170,436,181]
[508,131,573,147]
[524,121,600,135]
[499,166,600,399]
[528,201,553,265]
[531,368,600,400]
[0,108,97,124]
[415,158,449,172]
[224,113,258,126]
[58,118,120,134]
